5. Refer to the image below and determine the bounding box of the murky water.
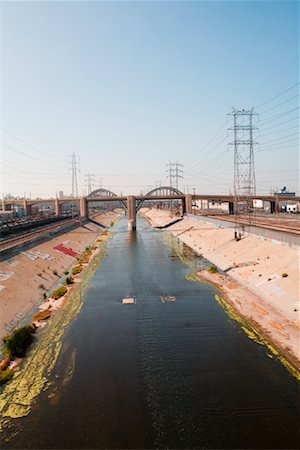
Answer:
[2,217,299,449]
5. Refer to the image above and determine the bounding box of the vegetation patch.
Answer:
[3,325,36,358]
[0,369,13,386]
[52,286,67,300]
[72,265,82,275]
[64,276,74,285]
[33,309,52,322]
[208,265,218,274]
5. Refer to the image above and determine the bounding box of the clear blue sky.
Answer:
[1,0,299,197]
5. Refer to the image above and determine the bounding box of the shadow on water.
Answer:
[2,216,299,449]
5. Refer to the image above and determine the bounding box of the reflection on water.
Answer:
[2,217,299,449]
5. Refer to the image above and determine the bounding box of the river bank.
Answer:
[142,208,300,375]
[0,211,120,342]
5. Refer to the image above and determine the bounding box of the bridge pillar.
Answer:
[185,194,192,214]
[270,197,280,214]
[1,200,7,211]
[229,201,234,214]
[55,198,62,216]
[233,195,238,214]
[127,196,136,230]
[23,199,32,216]
[80,197,88,219]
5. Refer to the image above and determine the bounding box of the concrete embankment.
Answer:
[142,208,300,373]
[0,211,120,341]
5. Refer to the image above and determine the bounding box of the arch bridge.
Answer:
[3,192,299,230]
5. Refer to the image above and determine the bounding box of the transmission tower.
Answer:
[166,160,174,187]
[70,153,80,198]
[228,108,258,238]
[85,173,95,195]
[165,160,184,189]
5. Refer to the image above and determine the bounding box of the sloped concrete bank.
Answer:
[0,211,121,342]
[142,208,300,377]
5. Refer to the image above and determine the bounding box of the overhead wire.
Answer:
[1,127,67,162]
[255,81,299,109]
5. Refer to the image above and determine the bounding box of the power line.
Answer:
[1,141,67,169]
[259,94,298,115]
[259,107,299,125]
[1,127,67,162]
[255,82,299,109]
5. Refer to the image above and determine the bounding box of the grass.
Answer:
[72,265,82,276]
[52,286,67,300]
[208,265,218,274]
[0,369,13,386]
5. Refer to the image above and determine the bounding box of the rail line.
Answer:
[0,219,79,253]
[203,214,300,235]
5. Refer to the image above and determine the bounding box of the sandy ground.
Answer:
[0,211,119,341]
[142,208,300,369]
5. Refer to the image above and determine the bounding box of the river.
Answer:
[1,216,299,449]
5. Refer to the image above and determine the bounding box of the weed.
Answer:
[0,369,13,386]
[208,265,218,274]
[3,326,36,357]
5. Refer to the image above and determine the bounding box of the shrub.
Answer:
[53,269,58,276]
[0,369,13,386]
[72,265,82,276]
[52,286,67,300]
[39,284,46,290]
[64,276,74,285]
[37,273,42,277]
[208,265,218,274]
[3,326,35,357]
[64,270,69,275]
[43,293,47,299]
[281,273,288,278]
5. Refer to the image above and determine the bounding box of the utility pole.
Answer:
[70,153,80,198]
[228,108,258,239]
[85,173,95,195]
[69,153,80,218]
[165,160,184,190]
[174,161,184,190]
[166,160,174,187]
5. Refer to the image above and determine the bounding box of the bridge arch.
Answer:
[144,186,184,197]
[136,186,184,211]
[88,188,118,198]
[87,188,126,210]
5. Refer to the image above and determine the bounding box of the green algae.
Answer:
[0,236,110,430]
[165,233,300,382]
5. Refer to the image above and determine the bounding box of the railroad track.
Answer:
[0,219,79,252]
[204,214,300,235]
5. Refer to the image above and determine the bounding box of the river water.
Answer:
[2,217,299,449]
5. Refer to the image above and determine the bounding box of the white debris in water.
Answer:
[160,296,176,303]
[122,297,136,304]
